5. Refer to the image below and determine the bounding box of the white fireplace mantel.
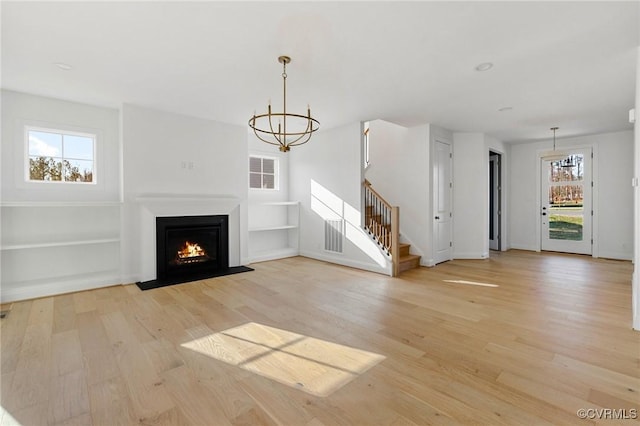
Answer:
[131,193,245,283]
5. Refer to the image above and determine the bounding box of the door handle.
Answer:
[435,216,440,220]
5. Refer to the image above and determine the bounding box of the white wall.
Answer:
[1,90,120,202]
[509,130,634,259]
[290,122,390,274]
[365,120,432,261]
[452,133,489,259]
[0,91,121,301]
[122,104,247,197]
[120,104,248,283]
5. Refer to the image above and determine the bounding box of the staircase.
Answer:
[364,180,421,276]
[398,243,421,273]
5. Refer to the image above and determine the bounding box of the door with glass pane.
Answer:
[541,148,592,254]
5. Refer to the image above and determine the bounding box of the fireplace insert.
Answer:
[156,215,229,283]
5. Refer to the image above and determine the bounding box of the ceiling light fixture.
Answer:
[248,56,320,152]
[541,127,570,162]
[475,62,493,72]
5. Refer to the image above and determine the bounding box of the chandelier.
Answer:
[248,56,320,152]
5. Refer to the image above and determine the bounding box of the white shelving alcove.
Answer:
[248,201,299,263]
[1,202,121,302]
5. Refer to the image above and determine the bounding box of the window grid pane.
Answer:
[250,173,262,189]
[263,174,275,189]
[249,156,277,190]
[249,157,262,173]
[263,159,274,174]
[27,128,95,183]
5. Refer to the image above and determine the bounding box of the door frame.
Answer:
[489,150,503,251]
[431,137,453,264]
[536,144,599,256]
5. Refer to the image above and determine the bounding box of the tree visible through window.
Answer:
[249,156,277,189]
[27,127,95,183]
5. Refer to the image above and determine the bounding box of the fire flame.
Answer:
[177,241,206,259]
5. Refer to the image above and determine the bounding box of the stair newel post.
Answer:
[391,206,400,277]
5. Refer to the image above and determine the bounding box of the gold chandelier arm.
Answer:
[249,113,319,136]
[251,127,285,147]
[266,106,284,145]
[283,117,318,146]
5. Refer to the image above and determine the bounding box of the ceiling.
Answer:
[2,1,638,143]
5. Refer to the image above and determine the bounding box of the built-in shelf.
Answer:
[0,201,121,207]
[248,200,299,263]
[1,237,120,251]
[259,201,299,206]
[249,225,297,232]
[0,270,122,303]
[249,247,299,263]
[1,202,122,302]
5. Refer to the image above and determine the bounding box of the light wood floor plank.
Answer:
[0,251,638,425]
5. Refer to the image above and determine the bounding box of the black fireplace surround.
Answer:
[136,214,252,291]
[157,215,228,281]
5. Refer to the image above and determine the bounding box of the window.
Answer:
[249,156,278,190]
[363,122,370,168]
[26,127,95,183]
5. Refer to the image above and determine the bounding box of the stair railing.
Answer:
[363,180,400,276]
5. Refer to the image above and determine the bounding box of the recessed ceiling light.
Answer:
[498,106,513,112]
[54,62,73,71]
[475,62,493,72]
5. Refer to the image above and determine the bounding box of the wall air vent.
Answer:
[324,219,344,253]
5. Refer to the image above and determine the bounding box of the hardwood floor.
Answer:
[1,250,639,425]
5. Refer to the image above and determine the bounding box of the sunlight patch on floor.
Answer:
[181,322,385,397]
[443,279,499,288]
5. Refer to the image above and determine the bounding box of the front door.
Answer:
[433,139,453,264]
[540,148,592,254]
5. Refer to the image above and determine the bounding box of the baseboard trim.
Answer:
[298,250,390,276]
[453,252,487,260]
[1,274,122,303]
[421,258,436,267]
[509,243,539,251]
[596,251,633,261]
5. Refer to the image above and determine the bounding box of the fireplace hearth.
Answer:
[136,214,252,290]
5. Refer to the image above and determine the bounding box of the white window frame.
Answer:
[24,125,97,185]
[363,123,370,169]
[249,155,279,190]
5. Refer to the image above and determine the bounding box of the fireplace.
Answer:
[156,215,229,283]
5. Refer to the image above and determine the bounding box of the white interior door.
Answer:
[541,148,592,254]
[433,139,453,264]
